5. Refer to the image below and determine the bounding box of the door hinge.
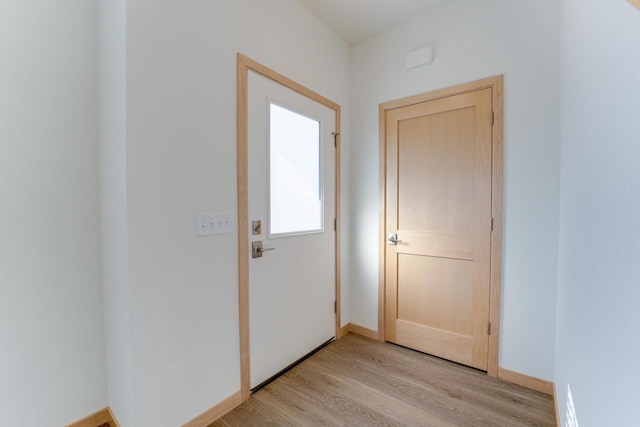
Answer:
[491,112,495,126]
[334,218,337,231]
[487,322,492,335]
[490,217,494,231]
[332,132,340,147]
[334,301,337,314]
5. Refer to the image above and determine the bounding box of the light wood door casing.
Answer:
[385,89,493,371]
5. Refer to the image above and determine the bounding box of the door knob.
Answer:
[387,232,403,245]
[252,241,276,258]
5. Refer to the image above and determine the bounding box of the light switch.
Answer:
[213,213,232,234]
[196,213,214,236]
[196,213,234,236]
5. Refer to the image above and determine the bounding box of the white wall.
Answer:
[349,0,561,380]
[98,0,135,425]
[556,1,640,425]
[123,0,350,424]
[0,1,108,425]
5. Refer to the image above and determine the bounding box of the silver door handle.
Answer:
[387,232,402,245]
[252,241,275,258]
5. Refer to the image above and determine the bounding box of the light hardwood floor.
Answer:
[211,333,555,426]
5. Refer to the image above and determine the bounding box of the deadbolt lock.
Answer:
[252,220,262,235]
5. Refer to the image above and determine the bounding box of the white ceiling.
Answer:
[296,0,453,44]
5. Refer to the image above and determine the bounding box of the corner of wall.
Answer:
[98,0,134,425]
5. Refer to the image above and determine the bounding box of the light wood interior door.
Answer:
[384,88,493,371]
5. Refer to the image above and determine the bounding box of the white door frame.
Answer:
[236,53,342,400]
[378,75,504,378]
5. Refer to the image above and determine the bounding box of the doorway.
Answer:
[237,54,342,399]
[378,76,503,377]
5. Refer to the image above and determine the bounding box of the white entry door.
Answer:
[247,70,336,390]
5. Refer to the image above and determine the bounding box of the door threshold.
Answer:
[250,337,335,394]
[387,340,488,374]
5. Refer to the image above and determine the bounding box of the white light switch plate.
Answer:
[196,213,234,236]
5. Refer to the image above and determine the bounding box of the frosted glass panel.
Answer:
[269,103,323,236]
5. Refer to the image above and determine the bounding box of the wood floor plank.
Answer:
[257,379,354,427]
[253,386,343,426]
[209,396,296,427]
[211,334,555,426]
[330,335,553,422]
[326,335,554,425]
[311,344,512,426]
[276,367,399,427]
[296,359,457,427]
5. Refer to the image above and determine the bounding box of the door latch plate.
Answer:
[252,241,264,258]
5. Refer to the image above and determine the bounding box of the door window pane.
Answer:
[269,102,323,236]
